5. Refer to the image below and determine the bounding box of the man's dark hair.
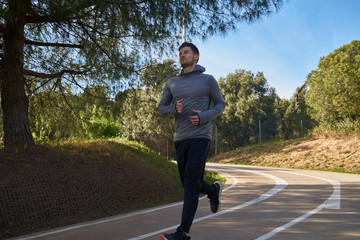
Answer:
[179,42,200,57]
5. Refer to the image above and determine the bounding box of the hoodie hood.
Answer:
[180,64,206,76]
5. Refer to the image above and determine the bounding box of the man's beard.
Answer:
[181,57,196,68]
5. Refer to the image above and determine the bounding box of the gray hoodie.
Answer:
[158,64,225,142]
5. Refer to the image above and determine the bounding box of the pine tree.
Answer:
[0,0,283,148]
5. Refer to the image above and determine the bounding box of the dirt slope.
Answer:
[210,137,360,173]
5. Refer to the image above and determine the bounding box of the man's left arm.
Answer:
[197,77,225,124]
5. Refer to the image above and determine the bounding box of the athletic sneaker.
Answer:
[208,181,223,213]
[160,229,191,240]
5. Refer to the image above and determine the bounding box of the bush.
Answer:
[81,106,122,139]
[313,118,360,138]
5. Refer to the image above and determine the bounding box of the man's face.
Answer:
[179,46,198,68]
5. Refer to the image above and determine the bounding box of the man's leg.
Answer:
[175,140,187,187]
[178,138,211,233]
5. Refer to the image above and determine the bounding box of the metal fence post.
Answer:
[259,120,262,143]
[215,124,218,155]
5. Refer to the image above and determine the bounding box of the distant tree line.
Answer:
[1,40,359,155]
[0,59,313,154]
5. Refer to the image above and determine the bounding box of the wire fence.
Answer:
[134,119,314,160]
[133,138,171,159]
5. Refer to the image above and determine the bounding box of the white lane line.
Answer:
[256,202,325,240]
[279,171,341,210]
[278,171,341,210]
[255,170,341,240]
[17,170,237,240]
[128,166,288,240]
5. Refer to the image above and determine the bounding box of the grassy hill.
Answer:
[209,136,360,174]
[0,139,186,239]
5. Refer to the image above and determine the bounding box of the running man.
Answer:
[158,42,226,240]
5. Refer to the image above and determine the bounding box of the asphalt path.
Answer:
[16,163,360,240]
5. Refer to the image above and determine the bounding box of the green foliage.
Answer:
[28,85,120,142]
[17,0,285,96]
[140,60,179,91]
[217,69,278,149]
[1,0,285,148]
[80,106,122,139]
[32,118,51,145]
[28,90,80,142]
[275,87,314,139]
[25,57,315,154]
[305,40,360,122]
[204,170,226,186]
[119,60,179,142]
[313,118,360,138]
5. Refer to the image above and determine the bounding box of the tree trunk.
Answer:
[0,9,34,148]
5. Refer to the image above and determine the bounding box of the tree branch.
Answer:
[23,69,87,78]
[77,19,131,71]
[0,24,7,35]
[26,77,54,96]
[26,15,73,24]
[78,20,136,39]
[24,39,84,49]
[293,82,307,113]
[25,0,97,23]
[68,74,111,101]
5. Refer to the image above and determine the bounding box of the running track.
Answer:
[16,163,360,240]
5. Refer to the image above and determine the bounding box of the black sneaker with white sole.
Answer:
[208,181,223,213]
[160,228,191,240]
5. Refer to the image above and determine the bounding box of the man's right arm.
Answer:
[158,82,177,116]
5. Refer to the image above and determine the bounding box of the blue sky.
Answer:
[186,0,360,99]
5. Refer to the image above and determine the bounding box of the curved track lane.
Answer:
[16,163,360,240]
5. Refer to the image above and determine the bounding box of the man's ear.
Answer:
[195,54,199,63]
